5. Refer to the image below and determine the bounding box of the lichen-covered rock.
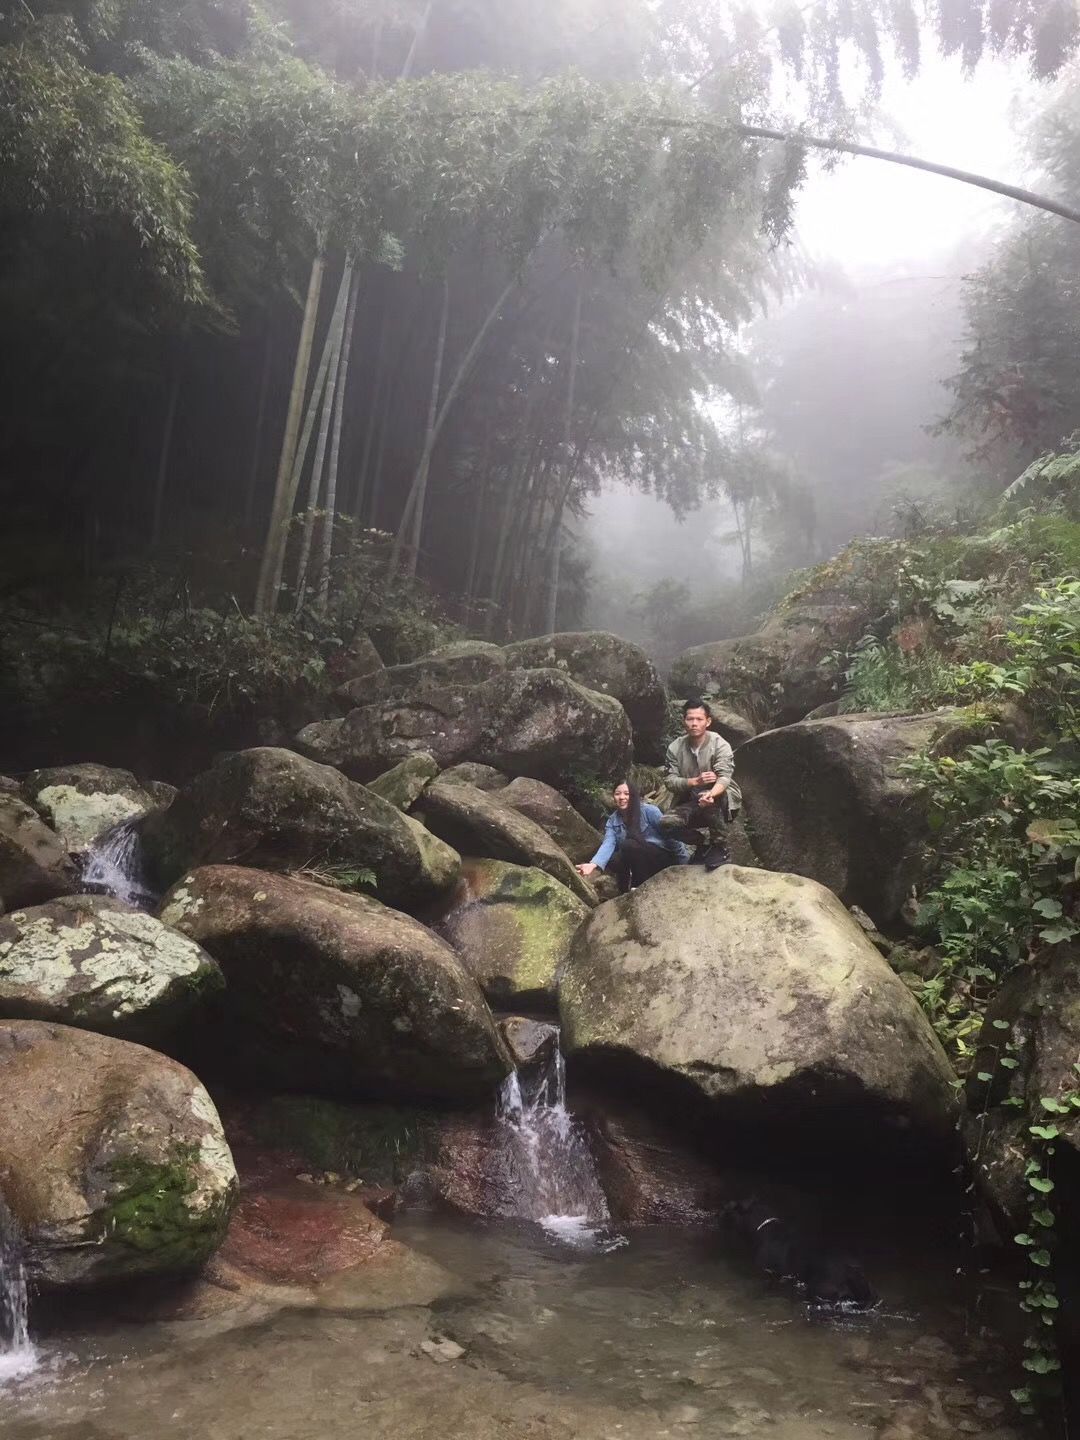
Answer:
[367,752,439,811]
[0,794,78,911]
[439,763,509,791]
[494,777,600,865]
[139,747,459,911]
[0,1019,236,1287]
[385,641,508,692]
[738,708,1019,926]
[669,591,869,728]
[0,776,20,798]
[417,780,596,905]
[560,866,957,1163]
[295,668,632,792]
[504,631,667,761]
[437,859,589,1010]
[22,763,160,852]
[0,894,222,1040]
[965,949,1080,1237]
[159,866,511,1102]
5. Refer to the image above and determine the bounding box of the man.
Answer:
[659,698,742,870]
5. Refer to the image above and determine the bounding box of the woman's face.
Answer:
[613,783,631,810]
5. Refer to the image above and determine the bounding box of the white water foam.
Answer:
[497,1029,622,1251]
[0,1231,36,1385]
[81,819,154,909]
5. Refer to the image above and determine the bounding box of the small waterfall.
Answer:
[81,819,154,910]
[0,1215,35,1384]
[497,1025,620,1249]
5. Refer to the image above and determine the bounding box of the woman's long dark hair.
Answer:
[614,779,644,838]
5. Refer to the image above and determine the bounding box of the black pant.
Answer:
[608,837,676,893]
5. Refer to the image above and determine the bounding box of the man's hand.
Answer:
[576,861,599,877]
[698,793,716,807]
[700,770,717,785]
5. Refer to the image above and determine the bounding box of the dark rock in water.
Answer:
[0,1019,236,1288]
[417,779,596,906]
[438,763,509,791]
[159,865,511,1103]
[295,667,632,793]
[494,777,600,866]
[503,631,667,763]
[367,752,440,811]
[738,707,1027,926]
[22,762,160,853]
[0,794,78,912]
[499,1017,559,1073]
[0,893,222,1041]
[437,859,589,1011]
[559,866,958,1170]
[140,746,459,912]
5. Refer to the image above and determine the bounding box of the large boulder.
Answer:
[416,779,596,905]
[0,794,78,911]
[437,859,589,1010]
[503,632,667,762]
[0,894,222,1040]
[738,708,1010,926]
[965,949,1080,1237]
[494,777,601,865]
[139,747,459,912]
[295,668,632,792]
[367,752,439,811]
[438,763,509,791]
[22,763,159,852]
[559,866,957,1166]
[669,590,869,729]
[0,1019,236,1287]
[159,866,511,1102]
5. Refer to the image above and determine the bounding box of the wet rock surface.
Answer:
[159,865,511,1102]
[0,893,222,1040]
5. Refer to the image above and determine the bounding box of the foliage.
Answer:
[839,635,960,713]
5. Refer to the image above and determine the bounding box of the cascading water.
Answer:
[80,819,154,910]
[0,1212,35,1384]
[496,1024,621,1250]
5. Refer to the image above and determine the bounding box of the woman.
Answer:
[576,780,689,893]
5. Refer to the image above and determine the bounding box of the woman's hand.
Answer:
[576,862,599,877]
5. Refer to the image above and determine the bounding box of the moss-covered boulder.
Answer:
[385,641,508,692]
[0,794,78,912]
[494,777,600,865]
[295,668,632,792]
[417,779,596,905]
[159,866,511,1102]
[669,591,870,729]
[0,894,222,1040]
[560,866,957,1166]
[139,747,459,912]
[367,752,439,811]
[0,1019,236,1287]
[738,707,1018,926]
[439,763,509,791]
[22,763,160,852]
[437,859,589,1010]
[503,631,668,762]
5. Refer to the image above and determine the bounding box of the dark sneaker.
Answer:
[704,845,731,871]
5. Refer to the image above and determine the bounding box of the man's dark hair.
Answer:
[682,698,712,718]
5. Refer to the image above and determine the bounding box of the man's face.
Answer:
[684,706,710,740]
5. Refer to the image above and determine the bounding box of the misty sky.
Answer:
[583,48,1047,625]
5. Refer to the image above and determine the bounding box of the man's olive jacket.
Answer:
[663,731,742,814]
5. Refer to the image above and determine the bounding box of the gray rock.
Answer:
[0,794,78,912]
[139,747,460,912]
[23,762,160,852]
[368,752,440,811]
[0,894,222,1040]
[295,668,632,793]
[0,1019,236,1287]
[159,865,510,1103]
[560,866,957,1160]
[417,780,596,906]
[494,777,601,865]
[439,763,510,791]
